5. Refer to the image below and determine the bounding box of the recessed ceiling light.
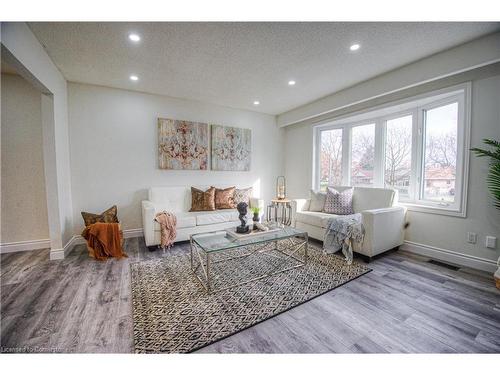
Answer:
[130,75,139,81]
[253,100,260,106]
[288,80,296,86]
[129,33,141,42]
[350,43,360,51]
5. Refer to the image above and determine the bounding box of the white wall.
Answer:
[1,22,74,258]
[283,69,500,268]
[67,83,284,233]
[1,74,49,244]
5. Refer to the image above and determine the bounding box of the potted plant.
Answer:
[471,138,500,208]
[471,138,500,289]
[251,206,261,223]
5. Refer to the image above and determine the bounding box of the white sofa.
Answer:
[142,186,264,247]
[291,186,407,259]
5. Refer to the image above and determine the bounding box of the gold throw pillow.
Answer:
[190,187,216,211]
[215,186,236,209]
[81,205,119,227]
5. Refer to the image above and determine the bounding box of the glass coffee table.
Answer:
[190,225,308,294]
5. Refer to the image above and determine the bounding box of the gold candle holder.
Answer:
[276,176,286,200]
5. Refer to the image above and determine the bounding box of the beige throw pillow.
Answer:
[309,190,326,212]
[233,187,253,205]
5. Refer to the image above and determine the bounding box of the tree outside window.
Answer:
[320,128,343,191]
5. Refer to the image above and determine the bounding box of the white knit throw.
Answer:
[324,213,364,264]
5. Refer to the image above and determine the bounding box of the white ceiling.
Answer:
[28,22,499,115]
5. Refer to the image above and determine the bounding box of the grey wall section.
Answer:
[1,74,49,243]
[405,75,500,262]
[284,68,500,264]
[67,82,284,233]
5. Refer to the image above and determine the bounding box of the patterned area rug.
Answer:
[130,241,370,353]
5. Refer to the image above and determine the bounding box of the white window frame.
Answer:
[313,82,471,217]
[379,109,417,199]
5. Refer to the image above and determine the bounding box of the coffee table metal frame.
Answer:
[190,228,308,294]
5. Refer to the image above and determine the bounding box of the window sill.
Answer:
[399,202,466,218]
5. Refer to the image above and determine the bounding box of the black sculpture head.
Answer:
[236,202,249,233]
[236,202,248,216]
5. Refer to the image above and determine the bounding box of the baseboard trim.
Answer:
[122,228,144,238]
[49,235,80,260]
[0,238,51,254]
[401,240,498,274]
[51,228,145,260]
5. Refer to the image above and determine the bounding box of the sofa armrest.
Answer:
[249,197,265,219]
[291,198,310,212]
[142,200,156,247]
[290,198,311,226]
[249,197,264,210]
[361,206,407,256]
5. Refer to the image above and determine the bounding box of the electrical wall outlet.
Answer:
[486,236,497,249]
[467,232,477,244]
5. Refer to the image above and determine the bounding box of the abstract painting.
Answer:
[158,118,209,170]
[211,124,251,171]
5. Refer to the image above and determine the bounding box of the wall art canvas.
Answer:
[211,124,251,171]
[158,118,209,170]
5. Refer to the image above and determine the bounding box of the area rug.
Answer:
[130,241,370,353]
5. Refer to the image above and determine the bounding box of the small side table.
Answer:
[266,199,292,226]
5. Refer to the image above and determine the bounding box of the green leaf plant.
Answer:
[471,138,500,209]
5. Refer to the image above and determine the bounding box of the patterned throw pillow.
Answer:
[81,205,119,227]
[233,187,252,205]
[309,190,326,212]
[323,187,354,215]
[215,186,236,209]
[190,187,216,211]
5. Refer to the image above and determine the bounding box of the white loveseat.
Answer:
[142,186,264,247]
[291,186,407,259]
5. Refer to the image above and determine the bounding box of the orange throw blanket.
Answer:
[83,222,127,260]
[155,211,177,249]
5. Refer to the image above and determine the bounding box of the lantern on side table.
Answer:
[266,176,292,226]
[276,176,286,200]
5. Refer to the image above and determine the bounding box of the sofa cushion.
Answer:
[323,187,354,215]
[195,209,253,226]
[149,186,190,213]
[295,211,338,228]
[352,187,395,212]
[154,214,196,231]
[195,210,233,226]
[309,190,326,212]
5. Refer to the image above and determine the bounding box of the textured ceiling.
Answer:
[28,22,500,115]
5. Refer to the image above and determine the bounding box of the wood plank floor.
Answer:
[1,237,499,353]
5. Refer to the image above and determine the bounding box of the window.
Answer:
[422,102,458,205]
[351,124,375,187]
[313,83,470,217]
[384,115,412,199]
[319,128,343,191]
